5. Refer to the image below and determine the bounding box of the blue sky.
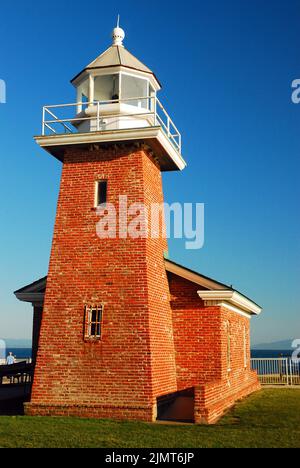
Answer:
[0,0,299,345]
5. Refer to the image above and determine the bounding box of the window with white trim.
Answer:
[84,305,103,340]
[244,325,248,368]
[226,321,231,372]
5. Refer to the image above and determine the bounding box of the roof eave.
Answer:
[165,258,232,290]
[14,292,45,305]
[14,276,47,295]
[165,258,262,315]
[198,290,262,316]
[70,65,162,89]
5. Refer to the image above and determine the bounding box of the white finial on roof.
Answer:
[112,15,125,46]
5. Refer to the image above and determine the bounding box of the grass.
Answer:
[0,389,299,448]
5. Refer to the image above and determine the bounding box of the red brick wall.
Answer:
[194,306,260,424]
[27,144,176,421]
[220,306,252,378]
[169,275,260,423]
[194,372,260,424]
[142,155,177,399]
[169,273,222,387]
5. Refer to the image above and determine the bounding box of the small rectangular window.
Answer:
[84,305,103,340]
[96,181,107,206]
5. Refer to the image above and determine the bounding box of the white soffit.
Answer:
[197,290,262,316]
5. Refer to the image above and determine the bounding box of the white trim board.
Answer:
[197,290,262,316]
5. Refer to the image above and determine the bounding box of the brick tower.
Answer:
[26,24,186,420]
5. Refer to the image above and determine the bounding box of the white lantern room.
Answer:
[71,25,161,133]
[37,22,186,171]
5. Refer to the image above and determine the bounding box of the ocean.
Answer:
[5,348,32,359]
[3,348,295,360]
[251,349,294,358]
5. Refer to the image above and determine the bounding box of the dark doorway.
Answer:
[157,388,195,423]
[0,384,31,415]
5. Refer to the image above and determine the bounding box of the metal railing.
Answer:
[0,361,34,386]
[251,358,300,386]
[0,358,32,366]
[41,96,182,154]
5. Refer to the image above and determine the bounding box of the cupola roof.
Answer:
[71,21,160,87]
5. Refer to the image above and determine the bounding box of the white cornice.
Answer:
[197,290,262,316]
[35,127,186,171]
[72,66,161,92]
[35,126,161,147]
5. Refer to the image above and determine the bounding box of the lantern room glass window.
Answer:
[76,78,89,113]
[94,74,120,102]
[77,79,89,100]
[76,72,156,111]
[121,74,149,108]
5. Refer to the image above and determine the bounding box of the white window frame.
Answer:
[93,73,120,102]
[119,71,152,108]
[84,304,104,340]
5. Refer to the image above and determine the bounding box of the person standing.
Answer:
[6,352,15,365]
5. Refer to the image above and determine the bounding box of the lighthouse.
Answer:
[28,23,186,422]
[15,21,262,424]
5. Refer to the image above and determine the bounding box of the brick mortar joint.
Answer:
[25,402,153,410]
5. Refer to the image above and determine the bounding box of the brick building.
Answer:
[14,24,262,424]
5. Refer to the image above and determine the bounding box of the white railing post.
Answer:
[289,359,293,386]
[42,107,46,135]
[89,75,94,107]
[76,88,83,114]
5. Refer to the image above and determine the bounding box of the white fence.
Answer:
[251,358,300,386]
[0,358,32,366]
